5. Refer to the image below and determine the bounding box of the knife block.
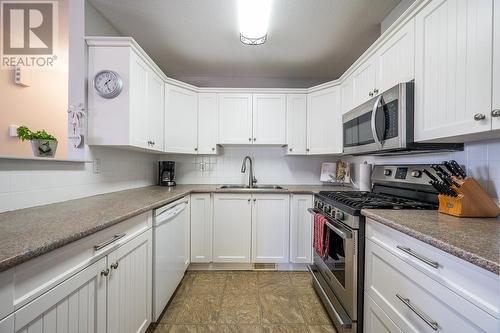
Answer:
[438,178,500,218]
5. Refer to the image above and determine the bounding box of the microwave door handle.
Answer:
[371,95,384,148]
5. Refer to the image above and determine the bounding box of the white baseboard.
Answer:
[187,262,310,271]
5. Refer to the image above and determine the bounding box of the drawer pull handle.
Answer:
[94,233,126,251]
[396,245,439,269]
[110,262,119,270]
[396,294,439,331]
[100,268,110,277]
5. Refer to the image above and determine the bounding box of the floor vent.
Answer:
[253,263,276,271]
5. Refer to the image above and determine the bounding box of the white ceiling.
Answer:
[89,0,400,88]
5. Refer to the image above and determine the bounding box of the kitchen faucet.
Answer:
[241,156,257,188]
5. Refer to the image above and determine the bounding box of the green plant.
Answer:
[17,126,57,142]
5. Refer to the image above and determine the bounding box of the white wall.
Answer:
[162,146,337,186]
[0,147,156,213]
[347,139,500,199]
[381,0,415,33]
[85,1,121,36]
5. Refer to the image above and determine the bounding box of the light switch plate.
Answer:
[8,125,19,137]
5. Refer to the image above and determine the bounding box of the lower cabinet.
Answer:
[213,194,252,263]
[107,230,152,333]
[251,194,290,263]
[364,292,402,333]
[190,194,213,263]
[13,257,107,333]
[0,315,13,333]
[289,194,313,264]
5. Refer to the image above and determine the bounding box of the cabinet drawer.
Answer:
[365,239,498,332]
[366,218,499,318]
[14,212,152,310]
[364,292,403,333]
[0,269,14,321]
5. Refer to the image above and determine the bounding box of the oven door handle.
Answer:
[371,94,384,149]
[307,208,352,239]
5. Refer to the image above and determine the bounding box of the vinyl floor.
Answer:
[149,271,337,333]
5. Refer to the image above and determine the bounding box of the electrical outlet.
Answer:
[8,125,19,137]
[93,158,101,174]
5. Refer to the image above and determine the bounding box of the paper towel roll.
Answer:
[358,162,372,191]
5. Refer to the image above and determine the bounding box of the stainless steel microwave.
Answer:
[342,82,463,156]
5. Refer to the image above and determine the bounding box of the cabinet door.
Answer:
[213,194,252,263]
[340,77,354,115]
[493,0,500,130]
[306,86,342,154]
[218,93,253,144]
[14,258,107,333]
[364,293,403,333]
[184,199,191,269]
[252,194,290,263]
[252,94,286,144]
[190,194,213,263]
[164,84,198,153]
[198,93,219,154]
[0,314,13,333]
[148,71,165,151]
[376,18,415,94]
[107,231,152,333]
[414,0,493,141]
[129,54,150,149]
[289,194,313,264]
[352,57,377,107]
[286,94,307,155]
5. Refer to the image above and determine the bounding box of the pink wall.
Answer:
[0,0,68,158]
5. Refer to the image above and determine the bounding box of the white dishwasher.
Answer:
[153,196,190,321]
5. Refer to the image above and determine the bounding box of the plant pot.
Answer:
[31,140,58,158]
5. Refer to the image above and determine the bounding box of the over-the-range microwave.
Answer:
[342,82,463,156]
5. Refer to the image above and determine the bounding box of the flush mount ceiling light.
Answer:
[238,0,272,45]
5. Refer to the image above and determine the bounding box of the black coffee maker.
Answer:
[158,161,176,186]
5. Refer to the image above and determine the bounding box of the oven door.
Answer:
[309,209,358,320]
[343,83,404,155]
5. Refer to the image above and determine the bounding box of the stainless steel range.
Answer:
[308,164,441,333]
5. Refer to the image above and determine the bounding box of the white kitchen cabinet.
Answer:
[306,86,342,154]
[414,0,494,141]
[286,94,308,154]
[218,93,253,144]
[289,194,313,264]
[190,194,213,263]
[87,40,164,152]
[340,77,354,115]
[493,0,500,131]
[0,314,13,333]
[213,194,252,263]
[252,94,287,144]
[376,18,415,95]
[14,258,107,333]
[107,230,152,333]
[198,93,219,154]
[364,293,403,333]
[352,57,377,107]
[184,202,191,269]
[164,84,198,154]
[251,194,290,263]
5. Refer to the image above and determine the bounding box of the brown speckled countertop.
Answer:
[362,209,500,274]
[0,184,350,272]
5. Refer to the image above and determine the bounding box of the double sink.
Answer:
[218,185,287,191]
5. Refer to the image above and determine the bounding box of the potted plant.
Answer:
[17,126,58,158]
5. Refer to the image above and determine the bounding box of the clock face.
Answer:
[93,70,123,98]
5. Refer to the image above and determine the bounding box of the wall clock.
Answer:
[93,70,123,99]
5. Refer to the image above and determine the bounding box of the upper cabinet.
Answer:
[493,1,500,131]
[286,94,308,154]
[414,0,494,141]
[340,77,354,115]
[87,42,165,152]
[352,57,378,108]
[198,93,219,154]
[307,86,343,154]
[164,84,198,154]
[252,94,287,144]
[218,93,286,145]
[218,93,253,144]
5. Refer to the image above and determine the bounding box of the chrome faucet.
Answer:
[241,156,257,188]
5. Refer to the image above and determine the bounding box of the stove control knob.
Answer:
[334,211,344,221]
[411,170,422,178]
[384,169,392,176]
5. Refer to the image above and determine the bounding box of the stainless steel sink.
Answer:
[218,185,286,191]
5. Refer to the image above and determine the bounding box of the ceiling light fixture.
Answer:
[238,0,272,45]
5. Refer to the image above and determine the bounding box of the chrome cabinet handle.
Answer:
[369,91,374,97]
[110,262,119,270]
[396,294,439,331]
[492,109,500,117]
[253,138,256,141]
[289,148,293,152]
[373,88,379,94]
[248,198,251,202]
[396,245,439,269]
[212,147,215,151]
[253,198,256,202]
[474,113,486,121]
[306,148,310,152]
[248,137,252,142]
[94,233,126,251]
[194,147,198,151]
[100,268,110,277]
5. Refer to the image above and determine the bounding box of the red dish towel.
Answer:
[313,213,329,258]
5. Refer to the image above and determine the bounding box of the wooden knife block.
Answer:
[438,178,500,218]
